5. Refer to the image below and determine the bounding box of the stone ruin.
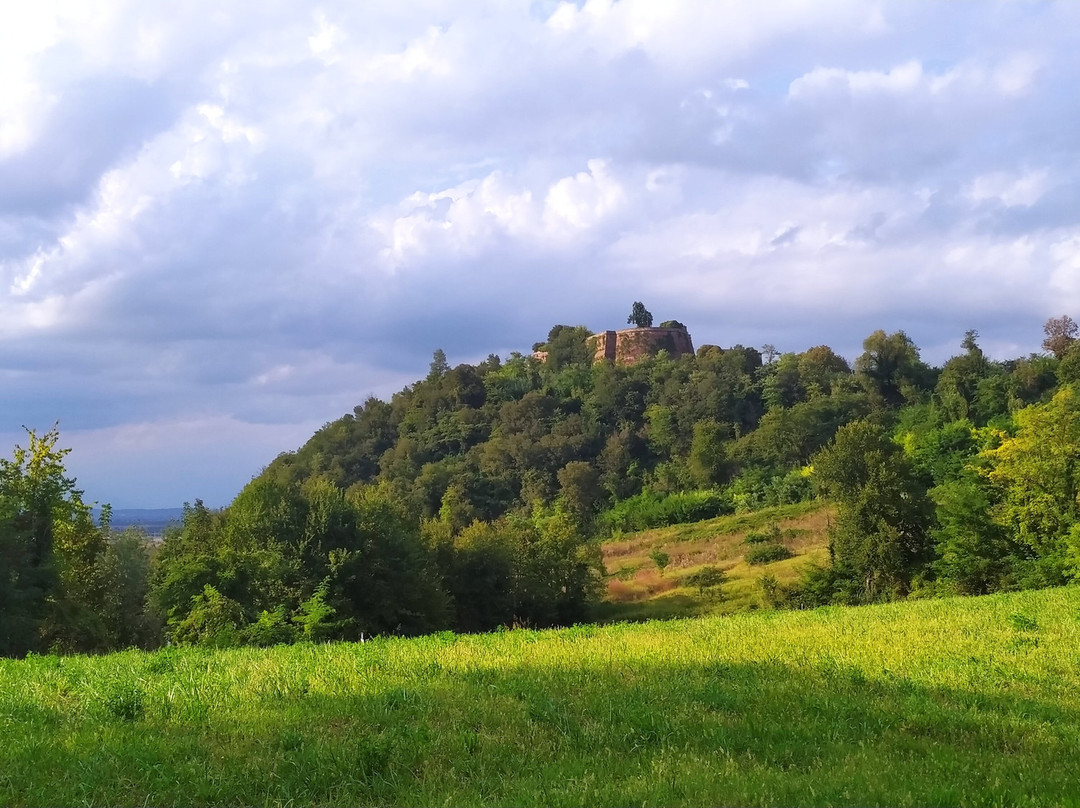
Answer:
[587,326,694,366]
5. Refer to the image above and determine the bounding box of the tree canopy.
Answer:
[627,302,654,328]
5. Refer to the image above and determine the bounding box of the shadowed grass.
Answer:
[1,587,1079,806]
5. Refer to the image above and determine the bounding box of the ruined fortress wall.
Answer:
[588,327,694,366]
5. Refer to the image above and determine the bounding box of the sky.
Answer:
[2,0,1079,508]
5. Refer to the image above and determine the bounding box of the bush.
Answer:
[244,606,298,647]
[601,489,733,533]
[685,566,727,592]
[650,549,670,574]
[745,524,783,545]
[745,543,794,565]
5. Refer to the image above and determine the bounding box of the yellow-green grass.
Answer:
[596,501,830,622]
[2,587,1079,806]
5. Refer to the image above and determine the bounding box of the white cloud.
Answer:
[543,159,625,236]
[965,170,1049,208]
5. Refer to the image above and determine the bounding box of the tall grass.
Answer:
[2,587,1079,806]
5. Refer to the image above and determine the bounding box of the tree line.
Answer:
[4,313,1080,655]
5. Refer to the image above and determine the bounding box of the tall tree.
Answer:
[854,330,933,407]
[812,420,933,600]
[935,330,991,423]
[0,426,105,656]
[627,301,654,328]
[1042,315,1078,359]
[982,386,1080,582]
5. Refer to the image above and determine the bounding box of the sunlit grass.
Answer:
[2,587,1078,806]
[596,501,829,621]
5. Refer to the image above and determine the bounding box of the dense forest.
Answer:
[4,307,1080,657]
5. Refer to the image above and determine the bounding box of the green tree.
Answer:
[171,584,244,647]
[761,353,805,410]
[797,345,851,398]
[627,301,654,328]
[935,331,991,422]
[428,348,450,381]
[854,330,933,408]
[541,325,593,371]
[556,461,603,526]
[982,386,1080,581]
[812,420,933,600]
[96,527,158,649]
[688,419,730,487]
[0,426,106,656]
[931,473,1016,595]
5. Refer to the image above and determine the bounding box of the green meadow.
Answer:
[3,586,1079,807]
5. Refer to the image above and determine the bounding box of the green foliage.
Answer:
[171,585,244,647]
[601,489,733,533]
[540,325,594,371]
[688,418,731,486]
[685,565,726,592]
[556,460,603,526]
[627,301,654,328]
[439,506,602,631]
[243,606,297,646]
[649,548,670,573]
[0,426,111,656]
[96,528,158,650]
[812,420,932,600]
[745,524,783,544]
[981,386,1080,582]
[23,317,1080,653]
[745,543,794,565]
[292,585,338,641]
[854,330,934,408]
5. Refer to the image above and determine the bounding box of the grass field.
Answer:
[2,586,1079,806]
[595,501,830,621]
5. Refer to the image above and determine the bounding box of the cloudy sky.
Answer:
[3,0,1079,507]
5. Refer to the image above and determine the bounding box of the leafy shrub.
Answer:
[685,566,726,592]
[745,524,783,545]
[728,468,814,513]
[244,606,298,647]
[601,489,733,533]
[761,563,843,609]
[171,585,244,647]
[745,543,794,565]
[293,585,340,642]
[650,549,670,574]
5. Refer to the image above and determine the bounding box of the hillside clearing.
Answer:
[596,501,831,621]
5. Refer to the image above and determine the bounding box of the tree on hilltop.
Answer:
[627,302,653,328]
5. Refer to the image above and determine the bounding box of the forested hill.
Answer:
[7,313,1080,657]
[258,321,1052,527]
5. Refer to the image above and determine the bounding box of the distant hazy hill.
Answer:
[95,507,184,536]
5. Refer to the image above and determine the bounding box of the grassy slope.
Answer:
[3,587,1079,806]
[595,501,830,621]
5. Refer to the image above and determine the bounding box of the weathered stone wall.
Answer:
[587,327,694,366]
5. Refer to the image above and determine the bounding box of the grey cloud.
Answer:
[0,76,183,216]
